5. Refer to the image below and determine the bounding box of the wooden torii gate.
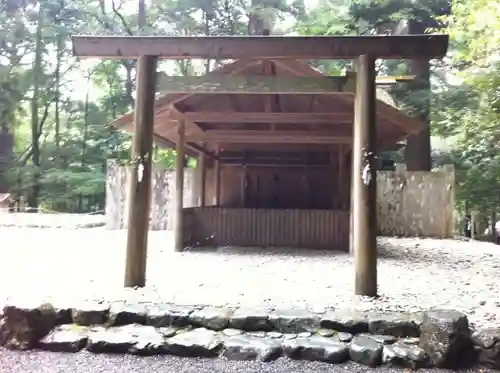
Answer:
[71,35,448,297]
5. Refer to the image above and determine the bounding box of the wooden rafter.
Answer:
[187,129,351,144]
[336,94,424,134]
[72,35,449,60]
[111,57,429,151]
[154,132,216,159]
[111,59,258,129]
[182,112,352,123]
[198,129,351,137]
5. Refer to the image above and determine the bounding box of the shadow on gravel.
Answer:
[184,243,404,260]
[377,242,480,269]
[183,246,349,258]
[183,239,482,270]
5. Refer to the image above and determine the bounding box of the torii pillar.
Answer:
[123,56,158,287]
[351,54,378,297]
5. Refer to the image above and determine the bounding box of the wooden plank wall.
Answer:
[184,207,350,250]
[203,164,350,210]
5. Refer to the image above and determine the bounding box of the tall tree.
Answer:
[27,4,44,210]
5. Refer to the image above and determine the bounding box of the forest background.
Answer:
[0,0,498,219]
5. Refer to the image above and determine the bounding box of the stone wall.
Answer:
[105,160,197,230]
[106,160,455,238]
[377,164,455,238]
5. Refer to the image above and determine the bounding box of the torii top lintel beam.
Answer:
[71,35,448,60]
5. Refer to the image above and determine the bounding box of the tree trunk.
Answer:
[0,126,13,195]
[248,0,276,35]
[491,211,497,243]
[81,75,91,170]
[464,201,471,238]
[27,6,44,211]
[138,0,145,32]
[471,212,478,240]
[54,0,64,153]
[204,12,211,73]
[125,64,134,109]
[404,59,432,170]
[402,20,432,171]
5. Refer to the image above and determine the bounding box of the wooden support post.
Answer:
[214,151,221,206]
[174,119,186,252]
[199,150,206,207]
[336,147,344,209]
[352,54,378,297]
[241,166,248,208]
[124,55,157,288]
[349,148,354,254]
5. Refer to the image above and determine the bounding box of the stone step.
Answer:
[37,323,428,368]
[1,302,494,369]
[51,301,424,337]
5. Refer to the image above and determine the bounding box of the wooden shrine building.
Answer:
[72,34,449,296]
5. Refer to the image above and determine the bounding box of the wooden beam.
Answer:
[201,129,351,137]
[124,55,157,288]
[187,142,217,159]
[156,76,348,94]
[152,133,199,157]
[72,35,449,60]
[174,119,185,252]
[170,105,203,134]
[183,112,352,124]
[218,150,331,164]
[193,129,350,144]
[352,54,378,297]
[376,75,416,83]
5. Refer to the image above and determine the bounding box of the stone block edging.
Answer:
[0,301,499,370]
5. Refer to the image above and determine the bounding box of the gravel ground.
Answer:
[0,350,493,373]
[1,214,500,329]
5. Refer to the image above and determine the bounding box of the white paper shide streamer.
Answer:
[362,163,372,185]
[137,162,144,183]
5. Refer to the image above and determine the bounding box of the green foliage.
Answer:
[448,64,500,211]
[0,0,304,212]
[296,0,500,215]
[438,0,500,213]
[349,0,450,28]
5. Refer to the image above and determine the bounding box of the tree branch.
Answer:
[110,0,134,36]
[16,99,56,167]
[37,99,53,138]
